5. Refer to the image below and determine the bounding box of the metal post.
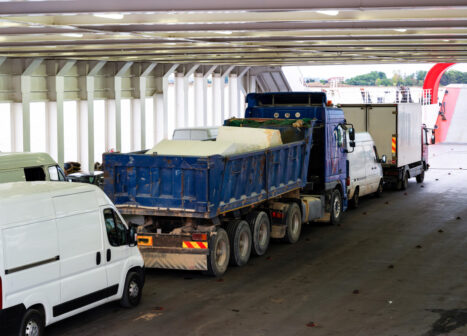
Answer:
[194,73,204,126]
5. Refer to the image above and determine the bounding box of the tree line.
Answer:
[306,70,467,86]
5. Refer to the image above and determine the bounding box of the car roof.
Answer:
[0,152,57,170]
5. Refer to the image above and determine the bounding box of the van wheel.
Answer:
[120,271,143,308]
[416,171,425,183]
[19,309,44,336]
[350,188,359,209]
[375,180,383,198]
[226,220,252,267]
[205,228,230,277]
[246,211,271,256]
[283,203,302,244]
[330,189,343,225]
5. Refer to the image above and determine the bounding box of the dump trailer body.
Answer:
[103,127,313,219]
[341,103,427,186]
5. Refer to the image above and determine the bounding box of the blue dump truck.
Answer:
[103,92,355,276]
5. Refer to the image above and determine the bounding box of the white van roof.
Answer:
[0,182,111,228]
[0,152,57,170]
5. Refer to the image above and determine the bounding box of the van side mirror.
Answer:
[431,134,436,144]
[348,127,355,141]
[381,154,387,163]
[128,226,137,247]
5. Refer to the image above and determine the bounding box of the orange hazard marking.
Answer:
[137,235,153,246]
[182,241,208,249]
[391,137,396,153]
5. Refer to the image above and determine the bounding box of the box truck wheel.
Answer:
[19,308,44,336]
[206,228,230,277]
[120,271,143,308]
[283,203,302,244]
[247,211,271,256]
[350,187,359,209]
[226,220,252,267]
[330,189,343,225]
[416,171,425,183]
[399,172,409,190]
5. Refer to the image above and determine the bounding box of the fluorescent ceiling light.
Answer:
[93,13,124,20]
[316,10,339,16]
[62,33,83,38]
[394,29,407,32]
[216,31,233,35]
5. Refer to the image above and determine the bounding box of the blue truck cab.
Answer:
[103,92,353,277]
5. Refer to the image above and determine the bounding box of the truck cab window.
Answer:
[24,167,46,181]
[103,208,128,246]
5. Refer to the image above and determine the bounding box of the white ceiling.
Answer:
[0,0,466,65]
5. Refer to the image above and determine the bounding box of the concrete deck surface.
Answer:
[48,144,467,336]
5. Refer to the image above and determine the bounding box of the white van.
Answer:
[0,182,144,336]
[172,127,218,141]
[0,153,67,183]
[347,132,385,208]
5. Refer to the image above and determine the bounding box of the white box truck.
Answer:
[0,182,144,336]
[341,103,430,189]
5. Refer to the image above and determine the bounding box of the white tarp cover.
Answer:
[145,140,260,156]
[216,126,282,149]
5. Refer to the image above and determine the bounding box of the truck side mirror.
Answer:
[431,134,436,144]
[349,141,356,148]
[381,155,387,163]
[349,128,355,141]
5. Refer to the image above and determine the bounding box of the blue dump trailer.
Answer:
[103,92,355,276]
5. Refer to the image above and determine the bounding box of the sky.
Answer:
[284,63,467,80]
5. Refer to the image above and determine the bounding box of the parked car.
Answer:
[67,171,104,188]
[172,127,218,141]
[0,182,144,336]
[0,152,67,183]
[347,132,385,208]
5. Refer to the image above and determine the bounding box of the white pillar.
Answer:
[131,99,142,151]
[45,102,58,161]
[175,72,185,129]
[249,75,257,93]
[105,99,116,152]
[194,73,204,126]
[228,74,239,118]
[153,94,164,143]
[139,77,147,150]
[203,66,217,126]
[10,103,23,152]
[77,100,89,171]
[212,73,223,126]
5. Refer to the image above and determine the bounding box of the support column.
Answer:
[183,64,200,127]
[138,62,157,149]
[10,103,23,152]
[45,102,58,160]
[212,73,223,126]
[131,99,141,150]
[155,64,178,140]
[194,73,204,127]
[228,74,239,118]
[21,58,43,152]
[203,65,217,126]
[222,66,235,121]
[175,72,185,128]
[249,75,257,93]
[105,99,116,151]
[113,62,133,152]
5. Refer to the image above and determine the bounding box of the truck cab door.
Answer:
[101,208,130,293]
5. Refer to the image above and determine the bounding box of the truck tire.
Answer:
[330,189,343,225]
[283,203,302,244]
[226,220,252,267]
[19,308,45,336]
[247,211,271,256]
[205,228,230,277]
[120,271,143,308]
[350,188,359,209]
[375,180,383,198]
[400,172,409,190]
[416,171,425,183]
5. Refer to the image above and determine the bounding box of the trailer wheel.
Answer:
[206,228,230,277]
[330,189,343,225]
[283,203,302,244]
[416,171,425,183]
[350,187,359,209]
[226,220,252,267]
[247,211,271,256]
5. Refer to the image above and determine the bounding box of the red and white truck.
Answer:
[340,103,430,189]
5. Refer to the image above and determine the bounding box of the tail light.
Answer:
[346,176,350,186]
[192,233,207,241]
[271,211,284,219]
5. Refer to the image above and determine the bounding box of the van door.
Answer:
[53,193,110,318]
[364,144,380,193]
[101,208,130,291]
